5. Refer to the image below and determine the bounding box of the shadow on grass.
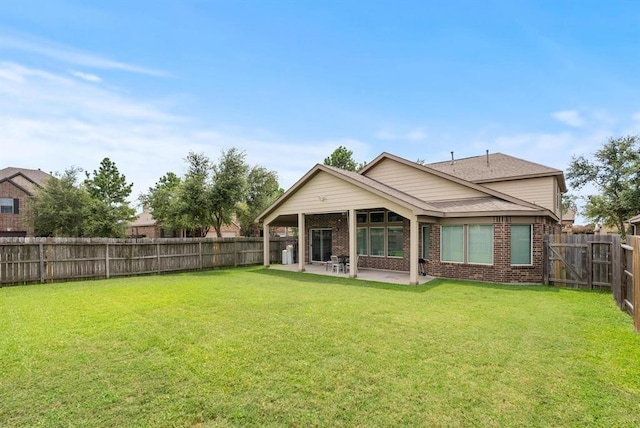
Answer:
[252,267,576,295]
[186,266,597,296]
[252,268,453,294]
[426,277,562,293]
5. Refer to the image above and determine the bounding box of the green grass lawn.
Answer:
[1,267,639,427]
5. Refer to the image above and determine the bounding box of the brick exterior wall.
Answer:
[425,216,560,283]
[305,212,561,283]
[0,181,33,236]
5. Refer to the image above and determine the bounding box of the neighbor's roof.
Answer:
[428,152,567,192]
[0,167,53,195]
[628,213,640,224]
[562,208,576,222]
[129,209,157,227]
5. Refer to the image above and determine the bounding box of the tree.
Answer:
[84,158,136,237]
[29,167,94,237]
[142,148,263,238]
[324,146,362,171]
[237,166,283,236]
[566,135,640,238]
[177,152,218,237]
[210,148,249,237]
[139,172,182,233]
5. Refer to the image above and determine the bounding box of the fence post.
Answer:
[46,237,53,282]
[633,236,640,333]
[612,236,621,300]
[38,243,45,284]
[199,241,203,270]
[105,243,110,279]
[234,239,238,267]
[157,243,161,274]
[586,241,593,290]
[542,235,549,285]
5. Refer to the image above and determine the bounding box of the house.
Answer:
[126,207,242,238]
[561,208,576,232]
[0,167,53,237]
[627,214,640,236]
[257,151,566,285]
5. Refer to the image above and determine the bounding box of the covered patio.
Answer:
[269,262,435,285]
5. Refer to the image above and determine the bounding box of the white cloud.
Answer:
[375,127,427,141]
[0,32,167,77]
[70,70,102,82]
[552,110,585,127]
[0,61,348,205]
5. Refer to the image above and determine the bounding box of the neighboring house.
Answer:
[126,207,165,238]
[126,208,242,238]
[0,167,53,237]
[561,208,576,232]
[257,152,566,284]
[627,214,640,236]
[593,224,619,236]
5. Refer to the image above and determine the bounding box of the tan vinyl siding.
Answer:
[364,159,486,201]
[483,177,555,212]
[264,171,413,223]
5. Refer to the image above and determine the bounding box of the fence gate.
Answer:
[543,234,621,290]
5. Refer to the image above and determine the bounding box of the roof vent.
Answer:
[450,151,454,165]
[486,149,489,167]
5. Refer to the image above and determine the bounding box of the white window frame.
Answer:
[467,224,494,265]
[511,224,533,266]
[357,227,368,256]
[0,198,15,214]
[369,227,385,257]
[387,226,404,258]
[421,225,430,260]
[441,225,464,263]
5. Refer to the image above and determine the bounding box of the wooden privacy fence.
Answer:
[0,237,291,286]
[544,234,639,333]
[543,234,621,290]
[620,236,640,333]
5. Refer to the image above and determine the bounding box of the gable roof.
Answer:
[562,208,576,223]
[258,161,553,223]
[426,152,567,192]
[628,214,640,225]
[257,164,444,222]
[360,152,553,213]
[0,167,53,195]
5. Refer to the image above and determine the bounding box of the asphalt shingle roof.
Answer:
[427,152,563,183]
[0,167,53,195]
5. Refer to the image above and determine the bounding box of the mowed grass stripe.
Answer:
[1,267,639,427]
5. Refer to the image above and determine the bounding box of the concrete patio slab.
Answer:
[268,262,434,285]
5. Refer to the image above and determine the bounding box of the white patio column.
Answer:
[263,221,270,268]
[348,208,357,278]
[409,216,419,285]
[298,212,306,272]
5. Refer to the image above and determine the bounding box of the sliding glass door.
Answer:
[310,229,332,262]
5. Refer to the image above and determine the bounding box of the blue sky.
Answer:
[1,1,639,218]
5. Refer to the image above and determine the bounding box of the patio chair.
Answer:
[345,255,358,273]
[330,255,343,273]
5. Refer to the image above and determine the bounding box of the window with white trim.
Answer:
[0,198,18,214]
[468,225,493,265]
[387,226,403,257]
[422,225,430,260]
[357,227,368,255]
[369,227,385,256]
[369,211,385,223]
[511,225,533,265]
[441,225,464,263]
